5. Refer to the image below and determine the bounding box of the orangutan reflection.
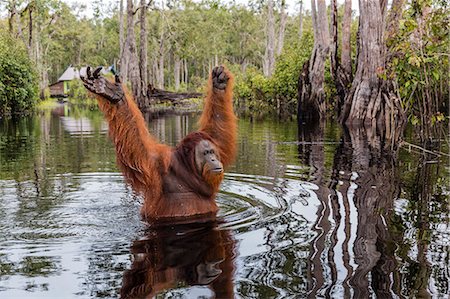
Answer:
[120,221,235,299]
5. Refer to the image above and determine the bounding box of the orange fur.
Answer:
[199,68,237,168]
[94,66,237,222]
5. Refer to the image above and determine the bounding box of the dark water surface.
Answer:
[0,104,448,298]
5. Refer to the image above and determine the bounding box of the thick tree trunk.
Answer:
[341,0,405,146]
[298,0,330,119]
[276,0,287,56]
[125,0,141,102]
[139,0,149,107]
[263,0,275,77]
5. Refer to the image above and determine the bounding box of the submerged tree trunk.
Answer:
[341,0,405,145]
[263,0,275,77]
[298,0,330,120]
[276,0,287,56]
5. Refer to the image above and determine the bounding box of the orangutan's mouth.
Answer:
[211,167,223,174]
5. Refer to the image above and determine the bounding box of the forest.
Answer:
[0,1,449,297]
[0,0,448,139]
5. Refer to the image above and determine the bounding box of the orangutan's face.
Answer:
[194,140,223,176]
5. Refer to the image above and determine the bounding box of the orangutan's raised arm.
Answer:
[198,66,237,168]
[81,67,170,197]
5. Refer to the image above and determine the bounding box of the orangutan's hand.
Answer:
[81,66,124,104]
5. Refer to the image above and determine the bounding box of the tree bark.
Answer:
[147,85,202,102]
[341,0,405,146]
[298,1,304,39]
[330,0,338,82]
[263,0,275,77]
[298,0,330,120]
[119,0,128,82]
[125,0,141,103]
[139,0,149,106]
[341,0,352,82]
[386,0,405,40]
[276,0,287,56]
[174,55,181,91]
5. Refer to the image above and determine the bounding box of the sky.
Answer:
[60,0,360,18]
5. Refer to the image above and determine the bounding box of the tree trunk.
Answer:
[174,55,181,91]
[330,0,349,111]
[125,0,141,102]
[330,0,338,82]
[385,0,405,40]
[298,0,330,120]
[341,0,352,83]
[139,0,149,107]
[157,40,164,89]
[276,0,287,56]
[118,0,127,82]
[183,58,188,86]
[263,0,275,77]
[298,1,304,39]
[341,0,405,146]
[156,10,165,90]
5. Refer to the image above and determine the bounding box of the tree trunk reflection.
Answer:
[300,122,404,297]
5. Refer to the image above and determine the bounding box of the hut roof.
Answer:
[58,66,78,81]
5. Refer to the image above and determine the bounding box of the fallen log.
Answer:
[147,84,203,102]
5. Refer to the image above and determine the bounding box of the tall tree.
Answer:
[118,0,125,77]
[298,0,330,120]
[341,0,352,83]
[298,0,304,38]
[341,0,405,144]
[276,0,287,56]
[139,0,149,104]
[263,0,275,77]
[124,0,141,103]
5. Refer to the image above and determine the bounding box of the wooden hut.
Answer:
[48,66,107,98]
[48,66,79,98]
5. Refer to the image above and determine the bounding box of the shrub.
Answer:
[0,33,38,115]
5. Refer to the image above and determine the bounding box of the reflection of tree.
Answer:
[300,122,405,298]
[120,221,236,298]
[345,126,401,298]
[298,121,333,297]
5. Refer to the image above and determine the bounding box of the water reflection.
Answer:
[0,105,448,298]
[121,222,235,298]
[299,121,449,298]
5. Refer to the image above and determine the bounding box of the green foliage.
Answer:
[234,31,314,117]
[67,79,97,106]
[0,33,38,115]
[389,1,449,128]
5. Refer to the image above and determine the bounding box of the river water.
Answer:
[0,104,448,298]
